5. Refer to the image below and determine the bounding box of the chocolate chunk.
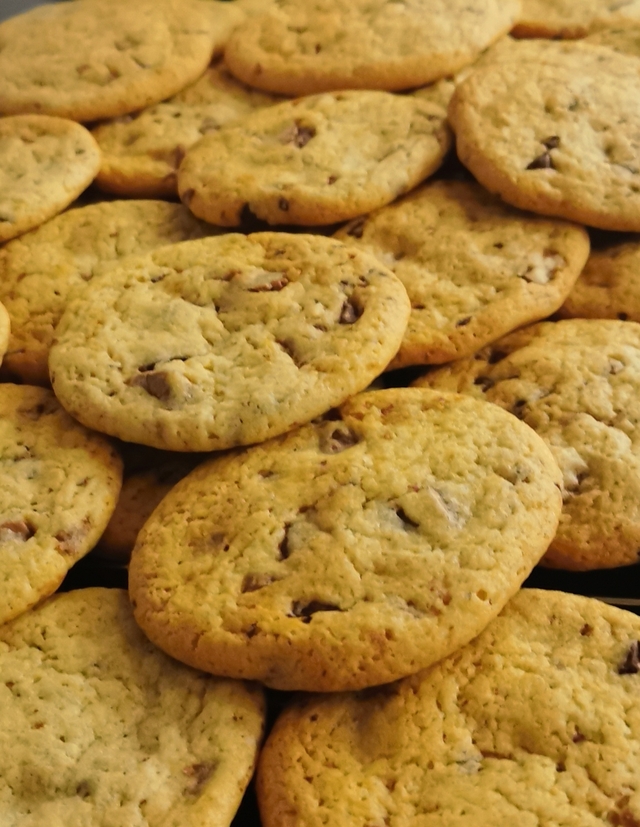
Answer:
[580,624,593,636]
[339,298,362,324]
[129,371,172,402]
[279,524,291,559]
[456,316,471,327]
[396,506,420,529]
[346,216,366,238]
[319,423,359,453]
[618,640,640,674]
[278,120,316,148]
[248,275,289,292]
[526,152,554,170]
[183,762,216,795]
[241,572,278,593]
[278,197,290,211]
[0,519,35,542]
[55,522,90,556]
[473,376,494,391]
[290,600,342,623]
[199,117,219,134]
[542,135,560,149]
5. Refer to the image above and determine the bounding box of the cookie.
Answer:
[48,233,411,451]
[559,236,640,322]
[98,452,206,562]
[335,179,590,368]
[177,90,451,227]
[585,20,640,53]
[449,40,640,232]
[0,200,216,386]
[257,588,640,827]
[129,387,562,692]
[93,60,282,199]
[0,115,100,244]
[0,587,265,826]
[0,0,230,121]
[224,0,520,96]
[0,384,122,626]
[414,319,640,571]
[514,0,640,38]
[0,303,10,367]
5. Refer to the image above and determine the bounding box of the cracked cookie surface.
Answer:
[0,200,216,386]
[177,90,451,226]
[449,41,640,231]
[257,588,640,827]
[0,384,122,625]
[335,179,590,368]
[414,319,640,570]
[0,115,100,244]
[49,233,411,451]
[0,588,265,827]
[129,387,562,691]
[224,0,520,95]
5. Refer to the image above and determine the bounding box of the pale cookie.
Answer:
[224,0,521,96]
[414,319,640,571]
[559,236,640,322]
[449,41,640,232]
[0,115,100,244]
[0,588,265,827]
[335,179,590,368]
[257,588,640,827]
[49,233,411,451]
[93,60,282,199]
[0,200,216,386]
[98,452,206,562]
[178,90,451,227]
[128,387,562,692]
[0,384,122,626]
[514,0,640,38]
[0,0,228,121]
[0,302,10,366]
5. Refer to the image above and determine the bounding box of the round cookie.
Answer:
[414,319,640,571]
[0,0,226,121]
[585,20,640,54]
[0,588,265,826]
[257,588,640,827]
[48,233,412,451]
[559,236,640,322]
[129,387,563,692]
[0,384,122,626]
[0,200,216,386]
[0,115,100,244]
[177,90,451,227]
[223,0,520,96]
[92,61,282,199]
[448,41,640,232]
[335,179,590,368]
[513,0,640,38]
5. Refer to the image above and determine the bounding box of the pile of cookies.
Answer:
[1,0,640,825]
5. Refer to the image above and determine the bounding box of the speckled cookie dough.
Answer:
[514,0,640,38]
[257,588,640,827]
[0,200,216,386]
[224,0,520,95]
[449,41,640,231]
[129,387,562,692]
[335,179,590,368]
[0,115,100,244]
[92,60,282,199]
[0,0,232,121]
[0,588,265,827]
[49,233,411,451]
[0,384,122,626]
[414,319,640,570]
[177,90,451,226]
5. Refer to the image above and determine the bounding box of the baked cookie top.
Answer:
[0,199,215,386]
[0,588,265,827]
[0,0,228,121]
[49,233,411,451]
[559,236,640,322]
[177,90,451,227]
[129,387,562,692]
[0,384,122,626]
[414,319,640,571]
[224,0,521,95]
[335,179,590,368]
[514,0,640,38]
[92,61,282,198]
[0,115,100,244]
[449,41,640,232]
[257,588,640,827]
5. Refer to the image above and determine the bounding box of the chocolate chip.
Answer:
[279,524,291,559]
[580,624,593,636]
[618,641,640,674]
[573,729,586,743]
[542,135,560,149]
[456,316,471,327]
[55,523,90,556]
[511,399,527,419]
[346,216,366,238]
[129,371,172,402]
[0,519,35,542]
[241,573,277,593]
[319,423,359,453]
[290,600,342,622]
[473,376,494,391]
[278,120,316,148]
[327,175,338,185]
[526,152,554,170]
[278,197,290,211]
[396,506,419,529]
[198,117,219,134]
[76,781,92,798]
[248,275,289,292]
[183,762,216,795]
[339,298,361,324]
